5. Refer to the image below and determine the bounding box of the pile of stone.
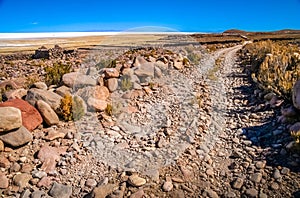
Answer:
[32,45,77,60]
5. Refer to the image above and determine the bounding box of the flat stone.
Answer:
[49,182,72,198]
[0,155,10,168]
[250,172,262,183]
[0,174,9,188]
[62,72,96,88]
[0,126,33,147]
[93,184,116,198]
[245,188,258,198]
[87,97,107,112]
[13,173,31,189]
[55,86,71,97]
[32,82,48,90]
[85,179,97,188]
[232,177,244,189]
[31,190,46,198]
[0,107,22,132]
[36,100,59,126]
[103,68,119,78]
[26,88,62,112]
[20,189,31,198]
[130,189,144,198]
[44,128,65,141]
[134,62,155,79]
[128,174,146,187]
[37,176,53,188]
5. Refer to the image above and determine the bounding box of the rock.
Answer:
[37,176,53,188]
[62,72,96,88]
[0,126,33,147]
[26,88,62,112]
[10,162,21,172]
[32,170,47,179]
[20,189,31,198]
[85,179,97,188]
[134,62,155,80]
[87,97,107,111]
[0,155,10,168]
[0,107,22,132]
[204,189,219,198]
[293,80,300,110]
[264,92,276,101]
[255,161,265,169]
[289,122,300,135]
[232,177,244,189]
[281,106,297,117]
[154,66,162,78]
[77,86,109,101]
[44,128,65,141]
[133,56,147,67]
[93,184,116,198]
[13,173,31,189]
[49,182,72,198]
[250,172,262,183]
[273,169,282,179]
[4,88,27,100]
[31,190,45,198]
[31,82,48,90]
[0,80,19,90]
[245,188,258,198]
[86,67,98,76]
[128,174,146,187]
[0,174,9,189]
[0,140,4,151]
[162,181,173,192]
[107,78,118,92]
[37,145,67,173]
[103,68,120,78]
[36,100,59,126]
[270,182,279,190]
[173,60,184,70]
[130,189,144,198]
[55,86,71,97]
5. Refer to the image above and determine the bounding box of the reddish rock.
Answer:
[94,86,110,100]
[0,155,10,168]
[0,174,9,189]
[103,68,120,78]
[0,99,43,131]
[37,145,67,173]
[87,97,107,112]
[37,176,53,188]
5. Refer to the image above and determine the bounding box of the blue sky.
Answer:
[0,0,300,32]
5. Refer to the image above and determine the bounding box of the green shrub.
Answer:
[95,59,116,69]
[120,76,133,91]
[44,62,72,86]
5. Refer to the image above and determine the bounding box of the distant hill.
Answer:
[223,29,247,34]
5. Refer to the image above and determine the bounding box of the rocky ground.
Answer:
[0,36,300,198]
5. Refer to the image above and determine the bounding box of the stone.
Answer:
[130,189,144,198]
[273,169,281,179]
[0,140,4,151]
[4,88,27,100]
[133,56,147,67]
[204,189,219,198]
[0,126,33,147]
[37,145,67,173]
[134,62,155,80]
[55,86,71,97]
[93,184,116,198]
[10,162,21,172]
[270,182,279,190]
[36,100,59,126]
[31,190,46,198]
[0,155,10,168]
[128,174,146,187]
[281,106,297,117]
[154,66,162,78]
[292,80,300,110]
[0,99,43,131]
[107,78,118,92]
[25,88,62,112]
[31,82,48,90]
[37,176,53,188]
[85,179,97,188]
[162,181,173,192]
[289,122,300,136]
[49,182,72,198]
[20,189,31,198]
[255,161,265,169]
[77,85,109,101]
[86,67,98,76]
[62,72,96,88]
[0,174,9,188]
[44,128,65,141]
[13,173,31,189]
[87,97,107,112]
[0,107,22,132]
[103,68,120,78]
[173,60,184,70]
[245,188,258,198]
[232,177,244,189]
[32,170,47,179]
[250,172,262,183]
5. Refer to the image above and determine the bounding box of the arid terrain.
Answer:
[0,31,300,198]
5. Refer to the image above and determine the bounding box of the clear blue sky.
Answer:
[0,0,300,33]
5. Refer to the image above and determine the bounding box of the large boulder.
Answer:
[0,107,22,133]
[62,72,97,88]
[134,62,155,79]
[36,100,59,126]
[0,126,33,147]
[25,88,62,111]
[87,97,108,112]
[293,80,300,110]
[0,99,42,131]
[77,86,110,101]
